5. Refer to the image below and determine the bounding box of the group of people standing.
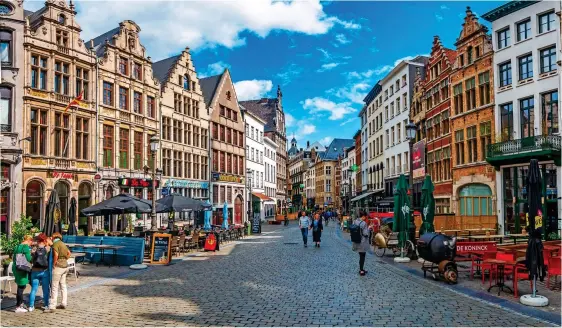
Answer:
[11,232,71,313]
[298,211,325,248]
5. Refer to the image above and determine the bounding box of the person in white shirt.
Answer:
[298,211,311,247]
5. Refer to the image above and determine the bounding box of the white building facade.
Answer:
[359,106,369,193]
[264,136,277,219]
[341,146,356,213]
[483,0,561,235]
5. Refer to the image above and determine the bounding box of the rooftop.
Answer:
[482,1,540,22]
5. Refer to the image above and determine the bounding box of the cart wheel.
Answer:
[404,240,415,257]
[374,245,386,257]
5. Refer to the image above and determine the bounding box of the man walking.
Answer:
[298,211,311,247]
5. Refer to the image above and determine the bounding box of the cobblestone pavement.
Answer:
[1,223,555,327]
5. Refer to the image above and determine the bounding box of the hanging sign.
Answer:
[150,233,172,265]
[204,233,217,251]
[119,178,160,188]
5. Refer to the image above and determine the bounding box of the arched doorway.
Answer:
[78,182,92,235]
[234,195,243,225]
[54,181,70,225]
[104,185,114,231]
[25,180,44,228]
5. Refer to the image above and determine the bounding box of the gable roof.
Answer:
[88,27,120,57]
[322,138,355,161]
[152,55,181,86]
[199,73,223,108]
[239,98,279,133]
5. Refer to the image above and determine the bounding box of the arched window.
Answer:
[0,86,12,132]
[183,74,190,90]
[0,29,13,65]
[105,185,114,200]
[25,180,44,227]
[58,14,65,25]
[78,182,92,233]
[54,181,69,223]
[458,184,492,216]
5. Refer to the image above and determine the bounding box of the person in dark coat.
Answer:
[312,213,323,248]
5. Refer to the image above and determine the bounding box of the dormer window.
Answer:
[467,46,473,64]
[58,14,66,25]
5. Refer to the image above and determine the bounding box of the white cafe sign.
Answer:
[163,179,209,189]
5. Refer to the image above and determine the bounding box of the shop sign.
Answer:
[118,178,160,188]
[50,171,74,180]
[150,233,172,265]
[212,172,243,184]
[163,179,209,189]
[412,140,426,179]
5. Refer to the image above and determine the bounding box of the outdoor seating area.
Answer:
[165,226,246,257]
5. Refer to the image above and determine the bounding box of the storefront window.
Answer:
[458,184,493,216]
[26,180,43,227]
[54,182,69,223]
[134,188,143,199]
[516,166,529,201]
[105,185,114,200]
[503,168,515,200]
[545,164,557,200]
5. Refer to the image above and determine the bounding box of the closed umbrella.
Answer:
[393,174,410,260]
[203,201,212,231]
[420,175,435,235]
[67,197,78,235]
[81,193,156,217]
[222,202,229,229]
[523,159,547,303]
[43,191,61,237]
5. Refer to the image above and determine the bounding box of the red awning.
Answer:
[252,192,273,201]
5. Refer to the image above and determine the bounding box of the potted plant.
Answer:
[77,229,85,236]
[0,215,34,275]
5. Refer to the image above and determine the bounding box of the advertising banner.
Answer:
[412,140,426,179]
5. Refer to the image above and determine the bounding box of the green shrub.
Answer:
[0,215,34,257]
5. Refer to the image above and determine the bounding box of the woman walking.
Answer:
[12,235,33,313]
[312,213,323,247]
[352,211,370,276]
[298,211,311,247]
[29,234,52,312]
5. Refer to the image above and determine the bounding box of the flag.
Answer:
[64,90,84,112]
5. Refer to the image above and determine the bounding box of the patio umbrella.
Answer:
[222,202,229,229]
[67,197,78,235]
[525,159,546,298]
[156,195,212,213]
[43,190,61,237]
[80,193,156,217]
[419,175,435,235]
[203,201,212,231]
[393,174,410,252]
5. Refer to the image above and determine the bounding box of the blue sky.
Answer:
[25,0,505,148]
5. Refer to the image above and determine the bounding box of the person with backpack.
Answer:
[29,233,52,312]
[298,211,311,247]
[350,210,371,276]
[49,232,71,311]
[311,213,323,247]
[12,235,33,313]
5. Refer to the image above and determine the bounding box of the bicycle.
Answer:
[372,229,415,258]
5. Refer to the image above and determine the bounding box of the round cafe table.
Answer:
[484,259,513,296]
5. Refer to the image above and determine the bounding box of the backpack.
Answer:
[350,221,364,244]
[33,247,49,268]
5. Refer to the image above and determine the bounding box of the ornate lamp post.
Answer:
[246,168,253,225]
[149,135,161,231]
[405,122,417,246]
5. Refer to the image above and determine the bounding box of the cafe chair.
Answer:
[546,256,561,290]
[0,262,15,293]
[470,251,496,284]
[513,264,532,298]
[67,258,78,281]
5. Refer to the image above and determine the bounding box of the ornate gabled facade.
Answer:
[153,48,210,220]
[92,20,161,230]
[450,7,496,217]
[200,69,246,225]
[409,67,427,208]
[421,36,456,214]
[1,0,26,233]
[21,0,97,232]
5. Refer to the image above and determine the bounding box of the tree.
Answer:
[0,215,35,258]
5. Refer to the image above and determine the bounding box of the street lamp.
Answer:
[150,135,160,230]
[406,122,417,245]
[246,168,253,226]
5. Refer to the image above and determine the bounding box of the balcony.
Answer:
[486,135,561,169]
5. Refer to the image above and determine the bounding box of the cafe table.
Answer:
[464,228,496,236]
[468,234,505,243]
[438,229,461,237]
[504,234,528,245]
[483,259,513,296]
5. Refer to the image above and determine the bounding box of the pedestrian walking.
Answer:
[312,213,323,247]
[298,211,311,247]
[12,235,33,313]
[351,210,371,276]
[29,233,52,312]
[49,232,71,310]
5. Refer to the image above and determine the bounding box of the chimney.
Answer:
[307,141,310,148]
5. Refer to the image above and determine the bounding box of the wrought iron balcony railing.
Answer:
[487,135,561,158]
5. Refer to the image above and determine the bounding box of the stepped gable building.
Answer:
[1,0,26,233]
[314,138,354,209]
[91,20,161,230]
[21,0,97,232]
[450,7,496,218]
[152,48,210,217]
[409,66,428,208]
[421,36,456,214]
[239,87,287,214]
[200,70,246,225]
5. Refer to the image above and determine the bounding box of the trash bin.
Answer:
[247,225,251,235]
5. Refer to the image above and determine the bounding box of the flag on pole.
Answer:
[64,90,84,112]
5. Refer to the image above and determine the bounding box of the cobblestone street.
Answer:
[1,224,555,327]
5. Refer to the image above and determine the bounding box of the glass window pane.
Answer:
[474,198,481,216]
[466,198,473,216]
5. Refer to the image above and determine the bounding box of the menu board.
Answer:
[252,213,261,234]
[150,233,172,265]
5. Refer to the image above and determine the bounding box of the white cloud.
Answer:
[276,63,304,85]
[302,97,357,120]
[320,136,334,146]
[317,62,343,72]
[317,48,332,61]
[199,61,230,78]
[27,0,361,60]
[285,113,296,128]
[233,80,273,101]
[440,5,450,10]
[332,82,370,104]
[301,124,317,135]
[435,13,444,22]
[340,117,358,126]
[335,33,351,45]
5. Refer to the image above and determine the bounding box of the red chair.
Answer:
[546,256,561,290]
[471,251,497,285]
[492,252,517,284]
[513,263,532,298]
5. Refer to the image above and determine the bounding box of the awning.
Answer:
[252,192,274,202]
[350,191,376,202]
[375,197,394,207]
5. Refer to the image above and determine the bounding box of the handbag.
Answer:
[15,246,32,273]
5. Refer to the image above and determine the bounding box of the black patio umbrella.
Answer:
[80,193,157,217]
[525,159,546,297]
[156,195,212,213]
[67,197,78,236]
[43,190,61,237]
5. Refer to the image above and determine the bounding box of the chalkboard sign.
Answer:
[150,233,172,265]
[252,213,261,234]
